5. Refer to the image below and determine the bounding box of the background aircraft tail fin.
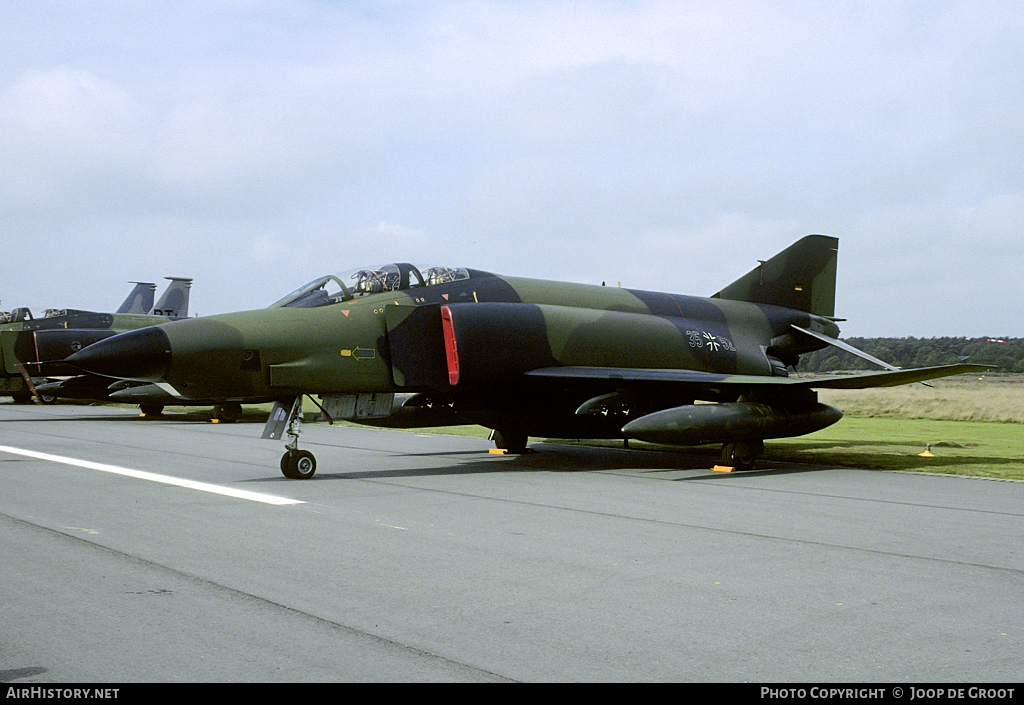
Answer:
[712,234,838,317]
[153,277,193,317]
[116,282,157,314]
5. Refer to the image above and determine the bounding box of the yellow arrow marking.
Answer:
[340,347,375,360]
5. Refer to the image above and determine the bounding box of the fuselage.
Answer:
[67,266,839,404]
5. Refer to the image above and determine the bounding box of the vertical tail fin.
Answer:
[712,234,838,317]
[116,282,157,314]
[153,277,193,317]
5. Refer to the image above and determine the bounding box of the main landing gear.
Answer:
[263,396,319,479]
[720,439,763,471]
[489,428,529,454]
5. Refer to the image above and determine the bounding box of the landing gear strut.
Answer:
[264,396,318,479]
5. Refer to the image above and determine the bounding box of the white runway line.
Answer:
[0,444,305,506]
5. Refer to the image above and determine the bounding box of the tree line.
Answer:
[796,337,1024,374]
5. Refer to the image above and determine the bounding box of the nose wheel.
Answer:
[282,449,317,479]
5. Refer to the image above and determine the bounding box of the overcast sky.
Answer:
[2,1,1021,337]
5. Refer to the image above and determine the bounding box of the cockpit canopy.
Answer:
[271,263,473,308]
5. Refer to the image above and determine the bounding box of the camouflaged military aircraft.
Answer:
[1,278,192,403]
[65,235,987,478]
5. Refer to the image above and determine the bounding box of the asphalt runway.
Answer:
[2,401,1022,683]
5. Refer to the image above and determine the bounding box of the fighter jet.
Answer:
[65,236,988,478]
[1,278,191,403]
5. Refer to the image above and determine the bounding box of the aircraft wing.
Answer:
[524,363,992,391]
[796,364,992,389]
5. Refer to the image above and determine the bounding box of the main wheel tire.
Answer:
[214,403,242,423]
[491,429,529,454]
[721,440,762,470]
[282,449,317,479]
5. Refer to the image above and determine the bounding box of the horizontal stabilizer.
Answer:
[791,324,899,371]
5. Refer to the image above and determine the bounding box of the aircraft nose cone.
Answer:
[65,326,172,381]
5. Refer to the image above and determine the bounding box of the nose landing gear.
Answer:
[264,396,319,479]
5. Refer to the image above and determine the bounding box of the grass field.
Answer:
[767,416,1024,480]
[816,376,1024,424]
[781,376,1024,479]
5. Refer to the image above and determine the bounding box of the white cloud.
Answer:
[0,67,149,208]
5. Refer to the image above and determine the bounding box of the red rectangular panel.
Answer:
[440,305,459,385]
